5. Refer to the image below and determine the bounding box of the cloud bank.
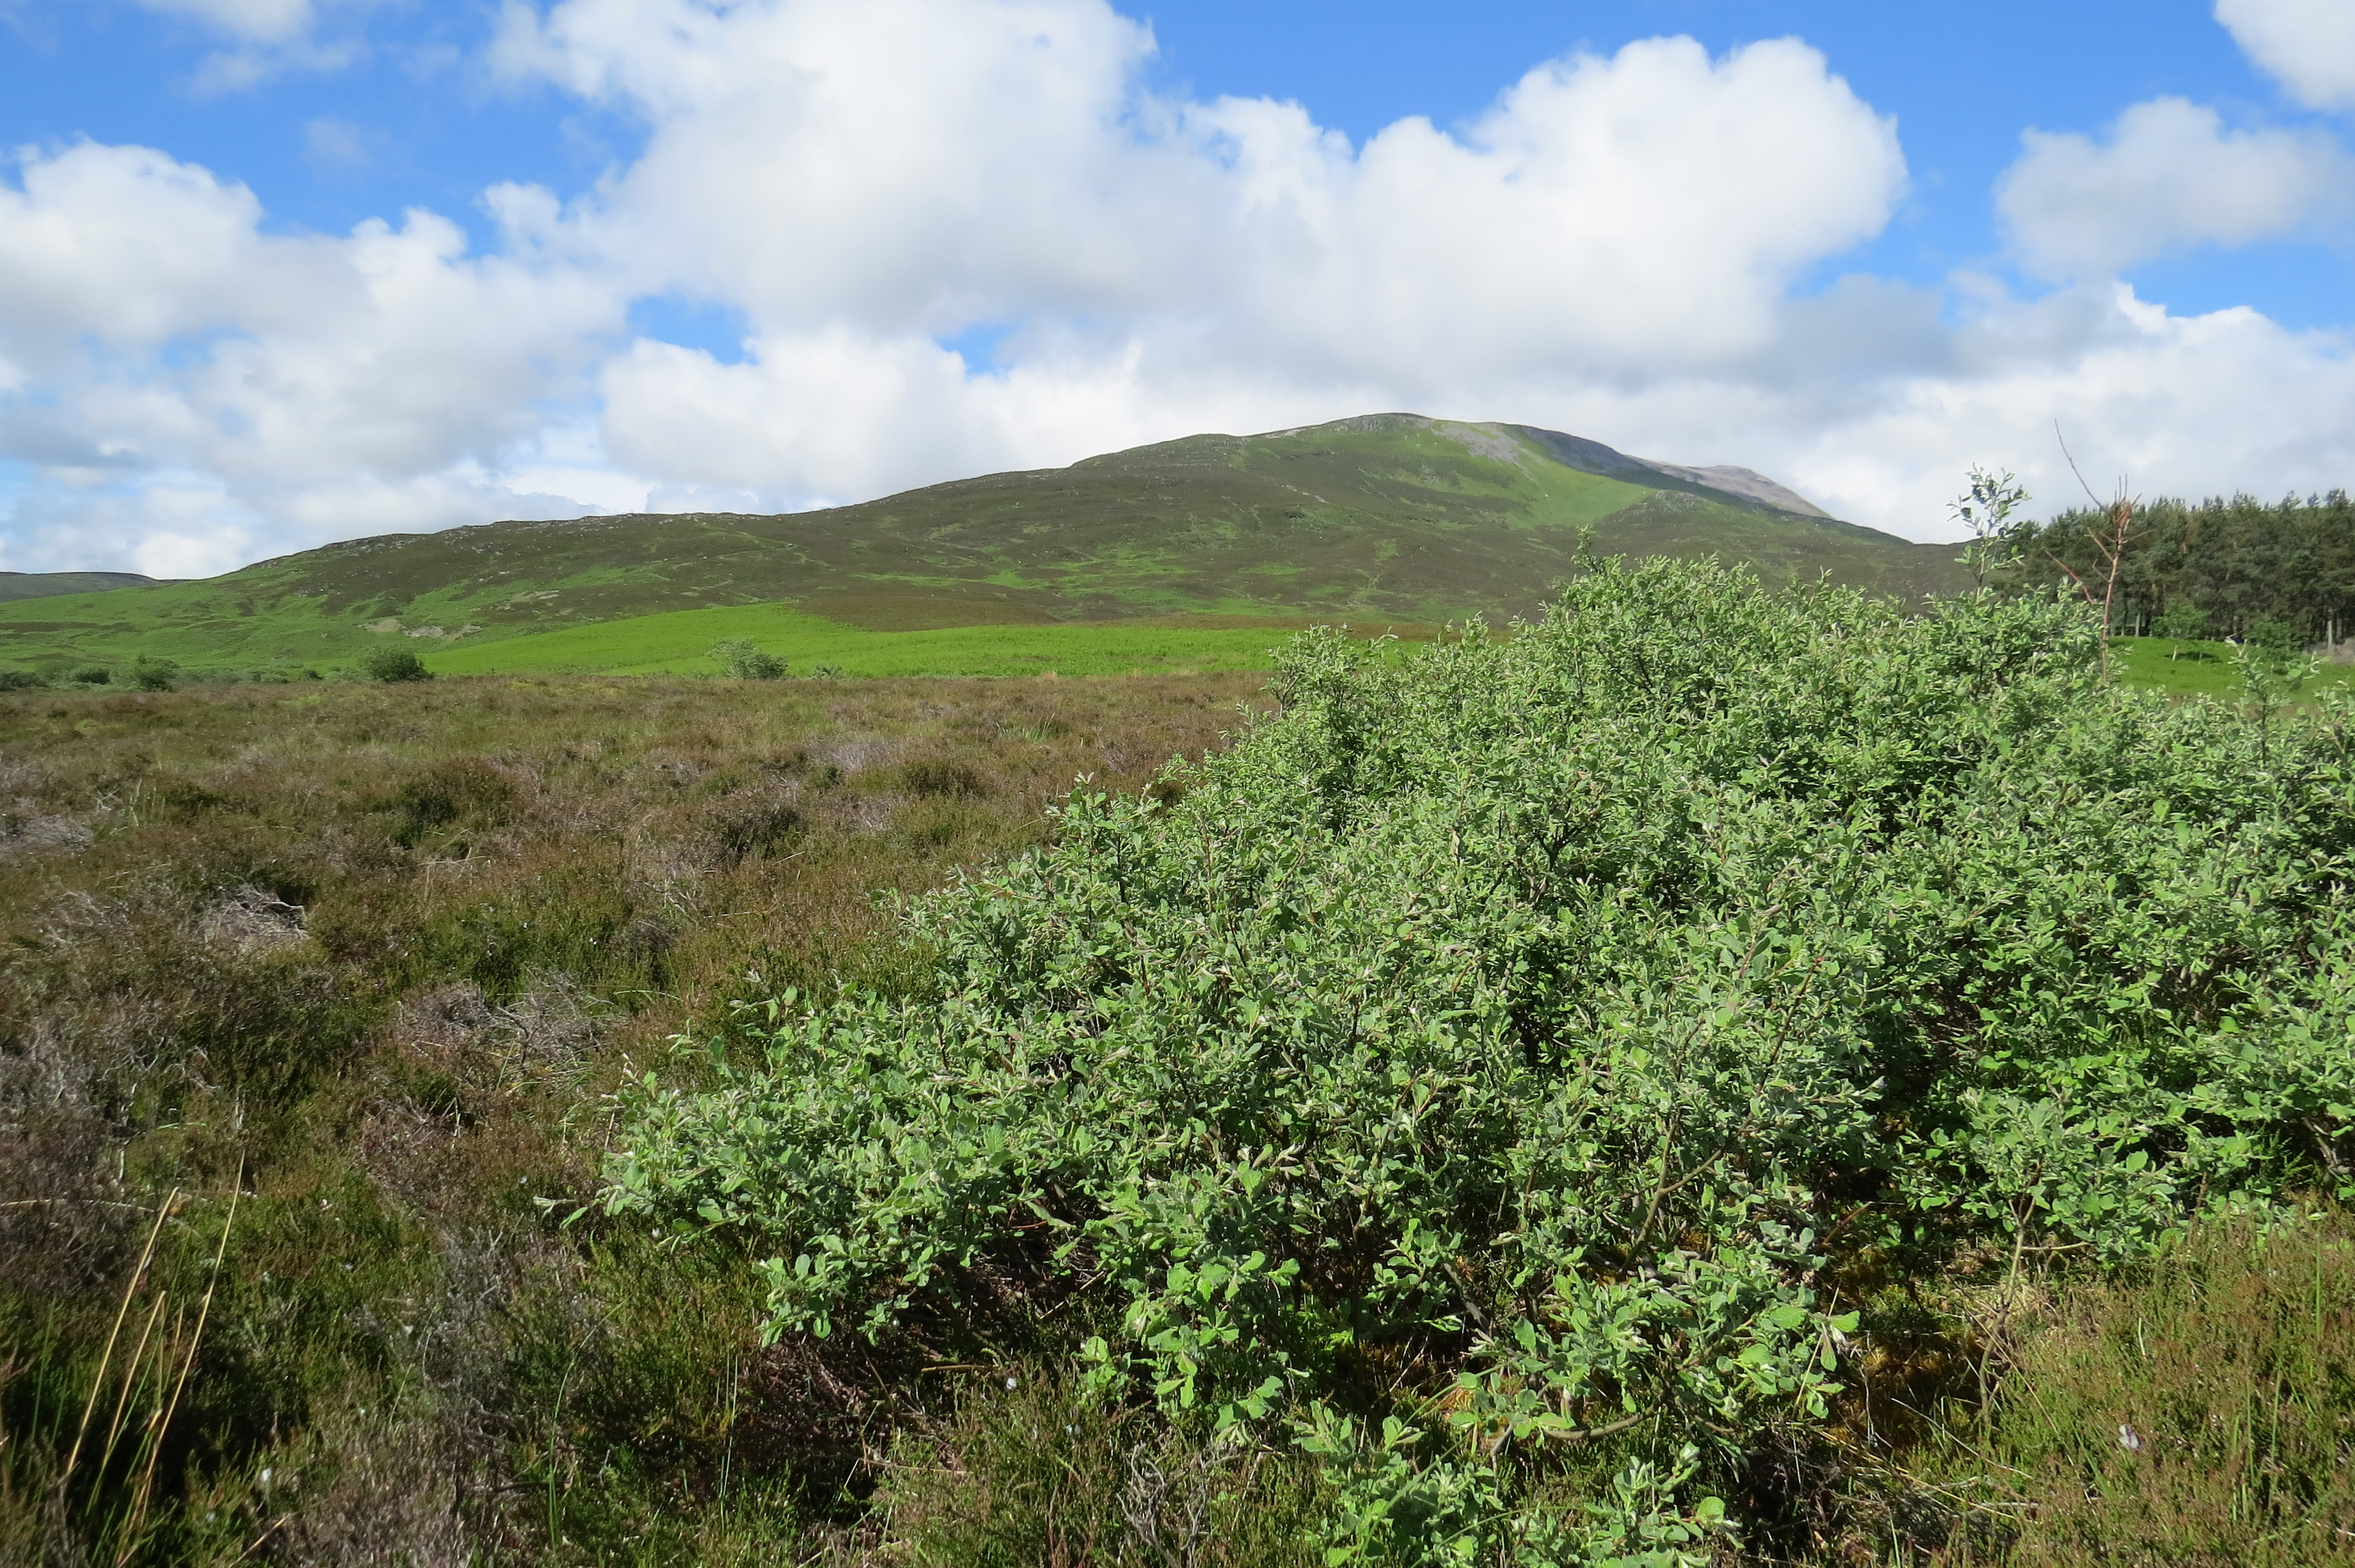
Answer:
[4,0,2354,576]
[2216,0,2355,111]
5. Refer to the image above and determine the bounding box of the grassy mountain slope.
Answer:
[0,414,1965,675]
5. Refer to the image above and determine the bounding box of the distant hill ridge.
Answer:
[0,414,1964,673]
[0,570,163,603]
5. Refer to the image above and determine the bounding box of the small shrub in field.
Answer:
[712,639,788,680]
[607,559,2355,1557]
[0,669,43,690]
[2246,615,2301,653]
[362,645,434,683]
[2151,602,2210,649]
[130,655,178,690]
[68,666,110,685]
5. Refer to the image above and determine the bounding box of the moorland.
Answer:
[4,432,2354,1567]
[1,665,1278,1562]
[2,563,2350,1566]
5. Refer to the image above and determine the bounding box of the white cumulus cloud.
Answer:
[0,140,623,572]
[2218,0,2355,110]
[1997,97,2351,280]
[497,4,1904,380]
[127,0,386,92]
[1773,285,2355,531]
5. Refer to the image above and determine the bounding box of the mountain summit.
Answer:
[1474,422,1831,519]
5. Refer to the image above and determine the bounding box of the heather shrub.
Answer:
[899,755,987,798]
[608,560,2355,1559]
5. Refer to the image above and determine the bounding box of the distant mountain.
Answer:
[0,414,1964,672]
[1498,425,1833,517]
[0,570,162,603]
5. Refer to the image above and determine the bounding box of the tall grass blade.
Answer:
[115,1170,240,1563]
[63,1189,175,1487]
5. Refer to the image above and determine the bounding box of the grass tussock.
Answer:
[870,1371,1322,1568]
[1986,1211,2355,1566]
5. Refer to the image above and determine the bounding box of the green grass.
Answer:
[422,604,1428,678]
[1985,1210,2355,1566]
[22,607,2338,697]
[2112,635,2355,699]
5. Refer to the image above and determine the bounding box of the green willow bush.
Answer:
[602,559,2355,1563]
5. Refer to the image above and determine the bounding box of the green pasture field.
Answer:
[2112,634,2355,699]
[419,603,1429,679]
[18,609,2353,693]
[442,621,2355,691]
[0,596,1432,684]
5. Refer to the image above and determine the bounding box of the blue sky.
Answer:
[2,1,2352,574]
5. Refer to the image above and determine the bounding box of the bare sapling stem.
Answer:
[2054,423,2143,677]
